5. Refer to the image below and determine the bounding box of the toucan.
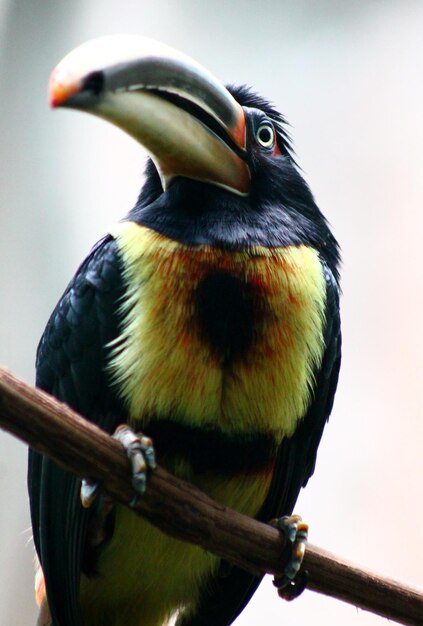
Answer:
[28,35,341,626]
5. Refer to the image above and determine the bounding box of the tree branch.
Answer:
[0,367,422,625]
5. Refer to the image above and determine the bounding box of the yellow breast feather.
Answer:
[108,221,327,441]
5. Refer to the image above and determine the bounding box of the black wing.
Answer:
[28,235,127,626]
[176,263,341,626]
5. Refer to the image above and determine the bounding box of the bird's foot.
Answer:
[80,424,156,509]
[270,514,309,601]
[80,478,101,508]
[113,424,157,506]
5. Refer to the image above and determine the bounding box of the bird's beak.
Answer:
[49,35,250,195]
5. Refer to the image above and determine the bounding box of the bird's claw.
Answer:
[80,479,101,508]
[80,424,156,509]
[113,425,157,507]
[271,514,309,601]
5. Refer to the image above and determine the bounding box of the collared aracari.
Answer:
[28,35,341,626]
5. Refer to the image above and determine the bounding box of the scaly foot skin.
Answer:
[80,424,157,509]
[271,514,309,601]
[114,425,157,506]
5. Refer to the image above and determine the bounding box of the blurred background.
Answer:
[0,1,422,624]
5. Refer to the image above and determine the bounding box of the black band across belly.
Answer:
[144,419,278,474]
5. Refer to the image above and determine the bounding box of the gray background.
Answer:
[0,1,422,624]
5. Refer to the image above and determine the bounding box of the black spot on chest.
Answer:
[195,271,258,366]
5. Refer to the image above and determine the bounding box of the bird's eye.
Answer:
[256,123,275,149]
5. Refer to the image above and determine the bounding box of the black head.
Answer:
[131,85,340,283]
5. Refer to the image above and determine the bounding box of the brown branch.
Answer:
[0,366,422,625]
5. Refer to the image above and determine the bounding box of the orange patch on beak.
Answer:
[231,114,247,151]
[49,65,81,107]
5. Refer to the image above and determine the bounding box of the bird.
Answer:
[28,35,341,626]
